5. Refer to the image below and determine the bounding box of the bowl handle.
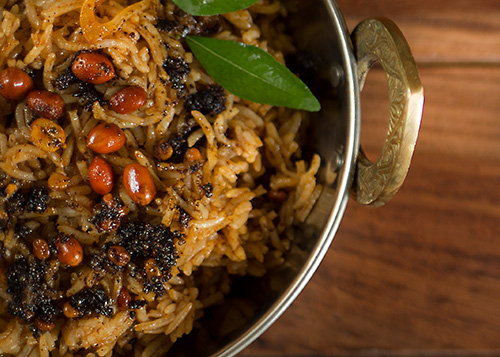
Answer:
[350,18,424,207]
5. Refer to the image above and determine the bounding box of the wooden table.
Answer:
[243,0,500,355]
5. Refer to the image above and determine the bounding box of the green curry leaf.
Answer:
[185,36,321,112]
[172,0,259,16]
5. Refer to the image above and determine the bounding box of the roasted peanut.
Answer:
[88,156,114,195]
[0,67,34,100]
[54,234,83,267]
[117,287,131,311]
[26,90,65,120]
[48,172,71,190]
[267,189,287,202]
[71,51,116,84]
[30,118,66,152]
[91,194,129,233]
[123,164,156,206]
[107,245,130,267]
[109,86,147,114]
[86,123,125,154]
[34,318,55,331]
[153,139,173,161]
[5,183,17,198]
[144,258,161,280]
[102,193,129,218]
[184,147,202,162]
[63,301,80,318]
[32,239,50,260]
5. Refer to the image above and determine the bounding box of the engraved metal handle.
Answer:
[351,18,424,207]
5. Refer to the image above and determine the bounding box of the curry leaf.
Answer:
[172,0,259,16]
[185,36,321,112]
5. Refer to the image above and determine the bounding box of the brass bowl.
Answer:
[170,1,424,355]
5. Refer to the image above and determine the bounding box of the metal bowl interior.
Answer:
[169,1,360,355]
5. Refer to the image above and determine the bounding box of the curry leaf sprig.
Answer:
[172,0,259,16]
[173,0,321,112]
[186,36,321,112]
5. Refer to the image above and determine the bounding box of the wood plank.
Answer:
[336,0,500,63]
[242,66,500,354]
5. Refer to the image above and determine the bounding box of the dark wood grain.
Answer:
[337,0,500,64]
[242,1,500,355]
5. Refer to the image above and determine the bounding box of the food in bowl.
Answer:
[0,0,322,355]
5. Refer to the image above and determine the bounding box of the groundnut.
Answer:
[0,67,34,100]
[34,319,54,331]
[26,90,65,120]
[86,123,125,154]
[32,238,50,260]
[30,118,66,152]
[117,287,131,311]
[267,189,287,202]
[109,86,147,114]
[48,172,71,190]
[153,139,173,161]
[102,193,129,217]
[123,164,156,206]
[5,184,17,198]
[71,51,116,84]
[184,147,202,162]
[88,156,114,195]
[63,301,80,318]
[54,234,83,267]
[107,245,130,266]
[144,258,161,280]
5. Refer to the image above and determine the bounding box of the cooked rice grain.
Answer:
[0,0,322,356]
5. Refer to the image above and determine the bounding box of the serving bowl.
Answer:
[170,0,424,355]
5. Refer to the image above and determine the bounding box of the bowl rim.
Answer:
[216,1,361,355]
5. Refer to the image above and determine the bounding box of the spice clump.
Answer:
[69,287,113,317]
[6,256,58,336]
[118,222,180,294]
[162,56,190,93]
[185,85,226,116]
